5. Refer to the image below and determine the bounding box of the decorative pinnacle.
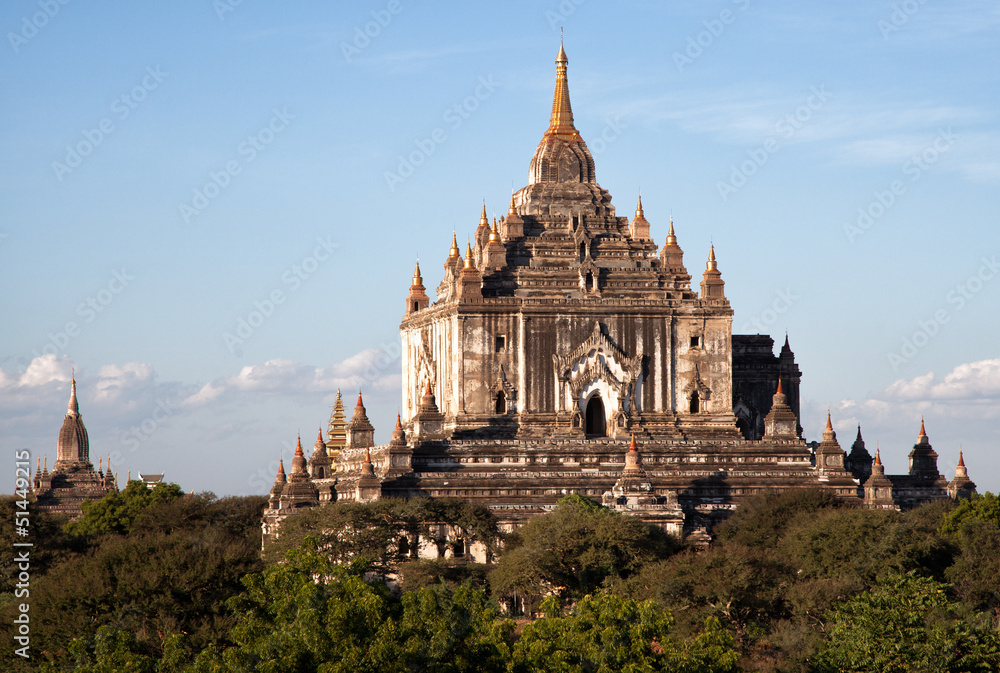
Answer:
[706,244,718,271]
[464,240,475,269]
[958,450,965,467]
[480,202,488,227]
[449,231,460,258]
[68,373,79,414]
[316,428,324,444]
[546,36,577,139]
[629,433,637,452]
[873,447,882,466]
[776,377,784,395]
[395,414,402,429]
[919,417,927,440]
[508,192,517,214]
[277,458,286,477]
[364,446,372,464]
[413,260,422,282]
[635,194,644,219]
[295,434,304,457]
[666,217,677,245]
[825,411,833,432]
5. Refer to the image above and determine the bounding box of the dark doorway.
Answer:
[495,390,506,414]
[689,391,700,413]
[585,395,606,436]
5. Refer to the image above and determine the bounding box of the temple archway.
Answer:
[585,395,606,436]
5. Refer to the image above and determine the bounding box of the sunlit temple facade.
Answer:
[261,42,973,545]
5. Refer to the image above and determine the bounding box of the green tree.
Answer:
[489,494,679,607]
[217,543,512,673]
[511,592,739,673]
[2,494,265,670]
[263,498,500,572]
[941,492,1000,533]
[64,480,184,537]
[812,571,1000,673]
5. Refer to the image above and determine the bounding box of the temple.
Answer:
[261,42,973,545]
[32,375,118,517]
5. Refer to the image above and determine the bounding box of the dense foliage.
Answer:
[5,487,1000,672]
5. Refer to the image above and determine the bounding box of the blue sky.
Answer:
[2,0,999,496]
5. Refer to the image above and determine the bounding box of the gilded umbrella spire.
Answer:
[546,36,577,140]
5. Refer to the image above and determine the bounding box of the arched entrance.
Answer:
[585,395,606,436]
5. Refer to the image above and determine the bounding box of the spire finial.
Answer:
[413,259,422,280]
[395,413,402,429]
[666,216,677,245]
[776,377,784,395]
[873,446,883,467]
[356,391,364,408]
[68,373,79,414]
[508,192,516,214]
[635,194,644,218]
[449,231,460,258]
[825,410,833,432]
[919,417,927,439]
[629,433,637,452]
[295,433,303,457]
[707,244,717,271]
[547,34,576,139]
[464,240,474,269]
[958,450,965,467]
[480,201,488,226]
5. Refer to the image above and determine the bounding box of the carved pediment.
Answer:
[682,364,712,399]
[553,322,644,412]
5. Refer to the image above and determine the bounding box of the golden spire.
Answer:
[776,377,784,395]
[629,433,637,452]
[449,231,460,258]
[873,446,883,467]
[480,202,488,227]
[958,450,965,467]
[825,411,833,432]
[919,417,927,440]
[412,260,423,285]
[464,241,475,269]
[706,244,718,271]
[546,35,578,140]
[666,217,677,245]
[395,414,403,429]
[508,192,517,215]
[295,434,303,457]
[635,194,644,219]
[489,217,500,242]
[316,427,324,445]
